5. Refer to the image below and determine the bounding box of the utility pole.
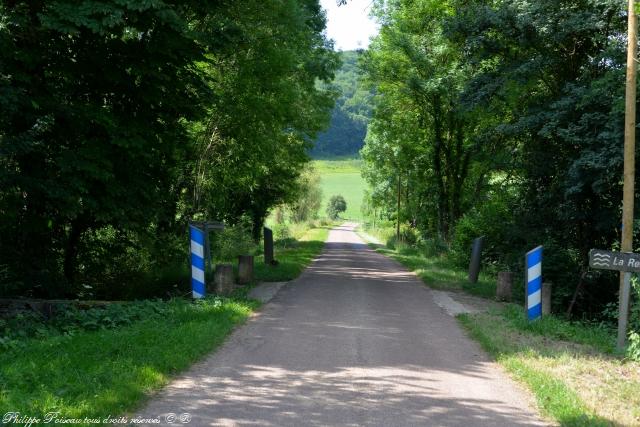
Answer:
[619,0,637,351]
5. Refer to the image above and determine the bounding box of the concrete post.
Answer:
[542,282,552,316]
[238,255,254,285]
[214,264,234,295]
[496,271,512,302]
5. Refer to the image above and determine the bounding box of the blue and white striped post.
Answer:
[525,246,543,321]
[190,225,206,299]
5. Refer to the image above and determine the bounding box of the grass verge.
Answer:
[364,229,639,426]
[0,225,331,420]
[0,297,257,419]
[254,226,329,282]
[459,306,639,426]
[375,245,496,299]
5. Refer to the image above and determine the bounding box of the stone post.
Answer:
[542,282,552,315]
[496,271,513,302]
[215,264,234,295]
[264,227,274,265]
[468,236,485,283]
[238,255,254,285]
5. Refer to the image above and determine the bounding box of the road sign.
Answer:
[589,249,640,273]
[525,246,543,321]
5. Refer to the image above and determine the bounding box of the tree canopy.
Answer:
[0,0,338,298]
[311,50,373,158]
[361,0,631,317]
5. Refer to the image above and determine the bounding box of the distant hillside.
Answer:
[311,50,373,158]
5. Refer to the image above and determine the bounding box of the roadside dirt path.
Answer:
[136,223,546,426]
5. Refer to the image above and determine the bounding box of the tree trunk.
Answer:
[251,210,265,243]
[63,217,85,284]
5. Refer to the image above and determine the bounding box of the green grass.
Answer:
[367,231,639,425]
[458,307,638,426]
[313,158,363,174]
[0,297,257,419]
[0,225,331,420]
[254,226,329,282]
[375,245,497,299]
[313,159,367,221]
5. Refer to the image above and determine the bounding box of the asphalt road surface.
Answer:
[136,223,546,426]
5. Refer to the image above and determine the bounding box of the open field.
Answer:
[313,159,367,221]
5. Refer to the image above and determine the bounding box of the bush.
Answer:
[417,236,448,258]
[273,223,291,241]
[289,166,323,222]
[326,195,347,220]
[214,223,256,262]
[450,192,518,270]
[385,225,418,249]
[0,300,172,350]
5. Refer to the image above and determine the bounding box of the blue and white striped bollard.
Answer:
[525,246,543,321]
[190,225,206,299]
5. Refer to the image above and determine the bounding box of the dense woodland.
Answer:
[361,0,635,319]
[0,0,637,324]
[0,1,338,299]
[311,50,373,158]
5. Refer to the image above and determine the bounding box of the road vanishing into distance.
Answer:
[137,223,546,426]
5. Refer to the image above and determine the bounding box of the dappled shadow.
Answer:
[142,363,546,426]
[136,224,548,426]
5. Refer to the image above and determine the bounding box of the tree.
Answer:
[289,165,323,223]
[182,0,339,241]
[0,0,212,295]
[327,195,347,220]
[0,0,338,298]
[312,50,374,158]
[361,0,482,241]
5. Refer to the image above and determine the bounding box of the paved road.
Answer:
[137,223,546,426]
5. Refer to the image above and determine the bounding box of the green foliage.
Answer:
[326,194,347,220]
[362,0,630,319]
[0,1,338,299]
[312,50,373,157]
[0,300,170,350]
[273,223,293,243]
[628,277,640,361]
[628,331,640,362]
[0,297,255,418]
[288,165,323,223]
[213,223,256,262]
[450,189,517,269]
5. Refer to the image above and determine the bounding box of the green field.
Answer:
[314,159,367,221]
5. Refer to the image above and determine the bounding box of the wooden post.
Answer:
[496,272,512,302]
[542,282,552,316]
[619,0,637,350]
[214,264,234,295]
[238,255,254,285]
